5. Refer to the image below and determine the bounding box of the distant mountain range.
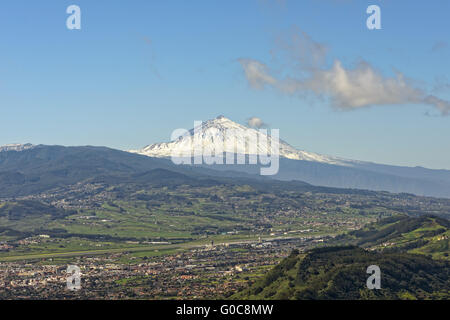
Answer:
[0,145,176,198]
[0,144,310,198]
[130,116,450,198]
[2,116,450,198]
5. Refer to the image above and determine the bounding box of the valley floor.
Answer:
[0,236,312,299]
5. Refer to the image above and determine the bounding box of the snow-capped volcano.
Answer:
[0,143,35,153]
[129,116,346,165]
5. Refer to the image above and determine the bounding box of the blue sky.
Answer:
[0,0,449,169]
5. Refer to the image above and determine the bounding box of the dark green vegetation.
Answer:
[0,200,73,221]
[335,215,449,260]
[233,246,449,300]
[0,201,75,238]
[234,215,449,300]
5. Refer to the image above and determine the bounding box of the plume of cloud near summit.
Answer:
[247,117,268,129]
[238,29,450,116]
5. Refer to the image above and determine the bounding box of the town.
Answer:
[0,236,320,299]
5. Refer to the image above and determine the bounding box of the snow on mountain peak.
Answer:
[129,116,346,165]
[0,143,35,153]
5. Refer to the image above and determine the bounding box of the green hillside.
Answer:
[233,246,450,300]
[335,215,449,260]
[0,200,74,234]
[234,215,450,300]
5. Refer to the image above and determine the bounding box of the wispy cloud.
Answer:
[238,59,277,90]
[272,27,328,70]
[431,41,448,53]
[238,29,450,116]
[142,35,163,80]
[432,75,450,94]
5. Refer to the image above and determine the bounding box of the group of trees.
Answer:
[235,246,450,300]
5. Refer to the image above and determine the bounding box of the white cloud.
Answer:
[286,60,424,110]
[238,30,450,116]
[247,117,268,128]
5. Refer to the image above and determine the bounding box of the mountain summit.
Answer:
[129,116,345,165]
[128,115,450,198]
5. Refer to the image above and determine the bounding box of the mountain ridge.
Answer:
[128,116,450,198]
[2,116,450,198]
